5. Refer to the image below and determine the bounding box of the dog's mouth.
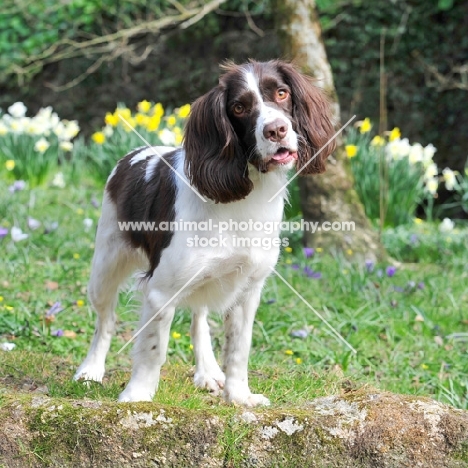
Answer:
[268,147,298,166]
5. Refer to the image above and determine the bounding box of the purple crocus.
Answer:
[417,282,425,290]
[303,266,322,279]
[53,329,64,337]
[45,301,63,318]
[0,227,8,238]
[303,247,314,258]
[290,329,309,339]
[386,266,397,277]
[8,180,26,193]
[365,259,374,273]
[291,264,300,270]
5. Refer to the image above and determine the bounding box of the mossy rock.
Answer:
[1,389,468,467]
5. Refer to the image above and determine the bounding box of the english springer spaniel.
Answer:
[74,60,336,407]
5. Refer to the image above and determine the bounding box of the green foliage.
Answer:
[1,180,468,409]
[0,104,79,186]
[0,0,189,84]
[346,121,438,227]
[382,220,468,263]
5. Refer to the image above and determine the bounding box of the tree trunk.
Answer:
[275,0,383,259]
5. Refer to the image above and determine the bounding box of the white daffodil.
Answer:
[34,137,50,153]
[439,218,454,232]
[425,178,438,195]
[8,102,27,118]
[59,141,73,152]
[158,128,176,146]
[424,162,438,180]
[52,172,66,188]
[442,168,457,191]
[408,143,424,165]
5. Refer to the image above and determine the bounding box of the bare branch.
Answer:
[413,51,468,91]
[7,0,226,86]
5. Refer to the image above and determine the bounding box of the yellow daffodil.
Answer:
[34,137,50,153]
[122,117,136,132]
[76,299,85,307]
[359,117,372,134]
[414,218,423,224]
[73,253,80,259]
[115,107,132,122]
[189,344,194,350]
[137,100,152,113]
[147,115,161,132]
[5,160,15,171]
[177,104,191,118]
[421,364,429,370]
[153,103,164,119]
[295,358,303,364]
[346,248,353,255]
[345,145,358,158]
[172,331,181,339]
[105,112,119,127]
[284,349,294,356]
[389,127,401,141]
[371,135,385,146]
[135,113,150,127]
[285,246,293,253]
[92,131,106,144]
[166,115,177,127]
[316,247,323,253]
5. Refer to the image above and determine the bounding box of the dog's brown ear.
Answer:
[183,86,253,203]
[277,62,336,175]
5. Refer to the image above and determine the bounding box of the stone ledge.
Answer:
[1,390,468,467]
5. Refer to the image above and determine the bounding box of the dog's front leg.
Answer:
[118,291,176,402]
[222,285,270,407]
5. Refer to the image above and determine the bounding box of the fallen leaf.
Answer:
[45,281,59,291]
[434,336,443,346]
[63,330,77,338]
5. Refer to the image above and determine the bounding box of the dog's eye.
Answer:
[233,103,245,115]
[276,89,289,100]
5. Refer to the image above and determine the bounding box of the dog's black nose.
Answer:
[263,119,288,142]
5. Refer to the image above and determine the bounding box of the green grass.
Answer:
[1,181,468,410]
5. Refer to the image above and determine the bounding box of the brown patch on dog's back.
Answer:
[107,147,177,277]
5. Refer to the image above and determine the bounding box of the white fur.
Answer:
[75,74,297,408]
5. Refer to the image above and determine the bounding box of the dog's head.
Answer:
[184,60,336,203]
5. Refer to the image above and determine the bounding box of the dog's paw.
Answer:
[118,387,154,403]
[74,364,105,383]
[193,369,226,396]
[224,387,271,407]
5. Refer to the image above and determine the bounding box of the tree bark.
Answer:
[275,0,383,259]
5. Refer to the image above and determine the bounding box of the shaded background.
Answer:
[1,0,467,172]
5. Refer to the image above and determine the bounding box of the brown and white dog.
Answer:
[74,60,336,406]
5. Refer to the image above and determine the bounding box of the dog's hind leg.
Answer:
[191,306,225,395]
[74,195,138,383]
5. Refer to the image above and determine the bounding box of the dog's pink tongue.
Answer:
[272,150,297,162]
